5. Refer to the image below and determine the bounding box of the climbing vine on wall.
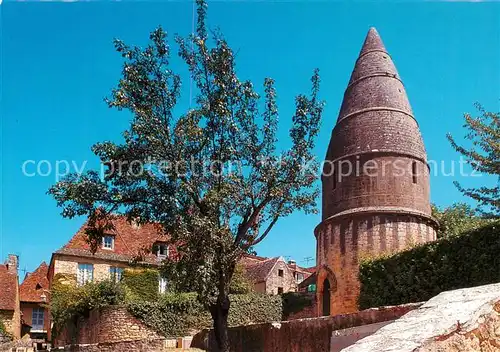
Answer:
[121,268,160,301]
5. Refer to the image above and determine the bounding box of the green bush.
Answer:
[359,222,500,309]
[121,268,160,301]
[127,292,282,337]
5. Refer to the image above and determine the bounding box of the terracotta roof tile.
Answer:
[0,264,17,310]
[57,216,172,264]
[240,257,279,283]
[19,262,49,303]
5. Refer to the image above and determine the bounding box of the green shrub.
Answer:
[359,222,500,309]
[127,292,282,337]
[229,263,254,294]
[121,268,160,301]
[229,293,282,326]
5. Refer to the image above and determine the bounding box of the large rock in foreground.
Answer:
[342,283,500,351]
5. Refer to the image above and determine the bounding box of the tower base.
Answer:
[315,209,437,316]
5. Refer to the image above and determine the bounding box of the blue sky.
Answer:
[1,1,499,276]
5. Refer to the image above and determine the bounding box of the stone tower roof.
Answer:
[327,27,427,162]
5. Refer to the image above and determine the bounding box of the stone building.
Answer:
[48,216,172,286]
[47,216,174,338]
[19,262,50,346]
[0,254,20,339]
[315,28,437,316]
[240,254,313,294]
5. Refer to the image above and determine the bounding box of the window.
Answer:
[109,267,123,282]
[278,269,283,277]
[32,307,44,331]
[296,273,304,283]
[77,263,94,286]
[277,287,283,294]
[159,276,168,294]
[412,161,417,184]
[102,235,114,250]
[155,243,169,258]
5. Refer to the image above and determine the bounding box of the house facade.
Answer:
[240,254,313,295]
[19,262,51,346]
[0,254,20,339]
[47,216,174,342]
[48,216,172,290]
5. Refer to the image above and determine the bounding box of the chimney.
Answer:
[288,259,296,268]
[6,254,18,274]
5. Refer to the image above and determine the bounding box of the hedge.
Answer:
[359,222,500,309]
[127,292,282,337]
[121,268,159,302]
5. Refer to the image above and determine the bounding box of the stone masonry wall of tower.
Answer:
[315,28,438,316]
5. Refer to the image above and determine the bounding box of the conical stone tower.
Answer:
[315,28,437,316]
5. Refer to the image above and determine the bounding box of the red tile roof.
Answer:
[239,254,313,283]
[241,256,280,283]
[19,262,49,303]
[0,264,17,310]
[55,216,171,265]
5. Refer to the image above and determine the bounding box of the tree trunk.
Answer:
[210,295,230,352]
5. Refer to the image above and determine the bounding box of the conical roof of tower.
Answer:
[326,27,427,162]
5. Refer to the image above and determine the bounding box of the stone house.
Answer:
[48,216,172,288]
[47,216,175,339]
[240,254,313,294]
[19,262,50,346]
[0,254,21,339]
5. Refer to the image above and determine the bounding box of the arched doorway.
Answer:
[322,278,331,316]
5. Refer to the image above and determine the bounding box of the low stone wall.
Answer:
[56,338,166,352]
[54,306,162,348]
[286,298,317,320]
[191,302,421,351]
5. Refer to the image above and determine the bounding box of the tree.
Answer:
[431,202,495,238]
[228,263,254,294]
[447,103,499,216]
[48,1,324,350]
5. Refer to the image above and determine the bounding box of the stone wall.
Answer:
[191,302,421,352]
[0,310,15,338]
[53,257,127,284]
[1,308,20,340]
[54,306,161,348]
[56,339,166,352]
[286,298,317,321]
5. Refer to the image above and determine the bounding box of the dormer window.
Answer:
[155,242,169,259]
[102,235,114,250]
